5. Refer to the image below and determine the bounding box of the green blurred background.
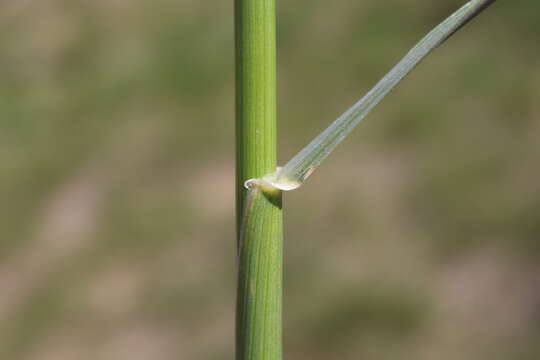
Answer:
[1,0,539,359]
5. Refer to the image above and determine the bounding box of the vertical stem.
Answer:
[235,0,277,208]
[235,0,282,359]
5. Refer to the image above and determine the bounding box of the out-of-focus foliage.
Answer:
[0,1,539,359]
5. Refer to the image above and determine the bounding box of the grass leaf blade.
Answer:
[267,0,496,191]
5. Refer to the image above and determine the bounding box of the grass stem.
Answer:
[235,0,282,359]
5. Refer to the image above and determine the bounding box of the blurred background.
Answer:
[1,0,539,359]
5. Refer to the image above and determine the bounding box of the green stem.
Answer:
[235,0,282,359]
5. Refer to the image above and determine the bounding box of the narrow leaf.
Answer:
[255,0,496,191]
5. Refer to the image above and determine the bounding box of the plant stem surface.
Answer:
[235,0,282,358]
